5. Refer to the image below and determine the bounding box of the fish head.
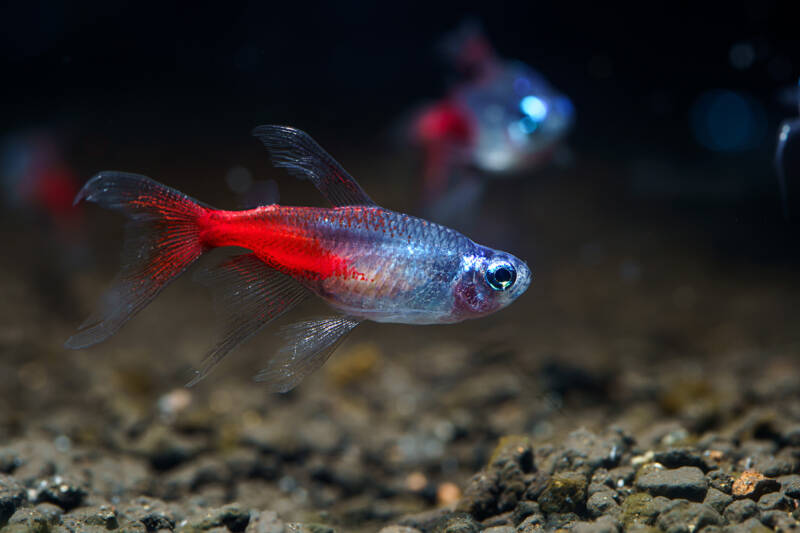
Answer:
[461,63,575,173]
[506,70,574,163]
[451,245,531,321]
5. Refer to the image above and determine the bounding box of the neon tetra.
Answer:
[66,126,531,391]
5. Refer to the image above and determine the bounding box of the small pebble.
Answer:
[758,491,791,511]
[732,470,780,500]
[656,501,723,533]
[724,499,758,522]
[437,482,461,506]
[703,487,732,514]
[635,466,707,501]
[587,491,618,518]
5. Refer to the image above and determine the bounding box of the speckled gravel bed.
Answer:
[2,338,800,532]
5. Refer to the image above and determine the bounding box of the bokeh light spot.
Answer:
[520,95,548,121]
[690,90,767,152]
[729,42,755,70]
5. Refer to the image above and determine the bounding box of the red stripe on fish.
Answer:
[198,207,373,282]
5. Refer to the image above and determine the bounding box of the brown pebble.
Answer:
[705,450,724,463]
[437,482,461,506]
[406,471,427,492]
[732,470,780,500]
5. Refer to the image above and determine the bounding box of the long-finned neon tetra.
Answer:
[66,126,531,392]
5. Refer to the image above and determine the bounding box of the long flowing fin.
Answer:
[187,254,309,386]
[252,125,376,207]
[65,172,208,349]
[255,315,362,393]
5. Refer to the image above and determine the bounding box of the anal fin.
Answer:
[187,253,309,386]
[255,315,362,393]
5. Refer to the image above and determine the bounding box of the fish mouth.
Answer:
[512,262,532,298]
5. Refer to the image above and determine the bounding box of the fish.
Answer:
[65,126,531,392]
[1,130,88,316]
[776,78,799,218]
[1,130,83,234]
[413,21,574,204]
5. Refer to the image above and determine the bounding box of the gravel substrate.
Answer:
[2,338,800,533]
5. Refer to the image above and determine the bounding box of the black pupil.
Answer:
[494,267,512,284]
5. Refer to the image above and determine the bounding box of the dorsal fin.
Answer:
[253,125,376,207]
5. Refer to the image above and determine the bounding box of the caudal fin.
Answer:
[65,172,208,349]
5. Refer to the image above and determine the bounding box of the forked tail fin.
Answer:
[65,172,208,349]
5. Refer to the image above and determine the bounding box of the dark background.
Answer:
[1,0,798,257]
[2,2,796,134]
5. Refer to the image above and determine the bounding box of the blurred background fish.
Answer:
[1,129,83,242]
[776,78,799,216]
[410,20,574,221]
[0,129,87,316]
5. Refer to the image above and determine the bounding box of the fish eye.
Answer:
[486,260,516,291]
